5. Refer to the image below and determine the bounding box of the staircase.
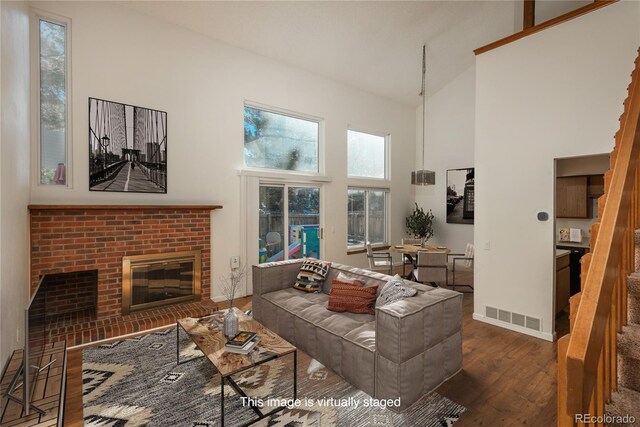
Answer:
[606,267,640,423]
[558,47,640,426]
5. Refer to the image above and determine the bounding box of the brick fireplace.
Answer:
[29,204,222,345]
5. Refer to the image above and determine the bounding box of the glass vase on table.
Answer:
[224,307,239,338]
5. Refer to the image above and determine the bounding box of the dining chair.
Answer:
[400,238,421,277]
[365,242,393,275]
[448,243,474,293]
[413,250,448,287]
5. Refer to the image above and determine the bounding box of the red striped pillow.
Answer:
[327,281,378,315]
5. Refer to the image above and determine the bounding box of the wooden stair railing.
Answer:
[558,47,640,426]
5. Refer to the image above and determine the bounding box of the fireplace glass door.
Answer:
[122,250,201,314]
[131,260,194,305]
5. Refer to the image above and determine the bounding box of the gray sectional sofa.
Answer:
[252,259,463,411]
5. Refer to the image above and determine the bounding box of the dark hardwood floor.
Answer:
[436,294,558,426]
[63,294,559,426]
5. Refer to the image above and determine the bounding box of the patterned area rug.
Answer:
[82,328,465,426]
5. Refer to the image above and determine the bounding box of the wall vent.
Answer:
[484,305,541,332]
[486,306,498,320]
[498,309,511,323]
[512,312,526,327]
[526,316,541,331]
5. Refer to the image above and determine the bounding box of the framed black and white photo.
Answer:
[89,97,167,193]
[446,168,474,224]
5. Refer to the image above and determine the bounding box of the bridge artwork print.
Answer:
[89,97,167,193]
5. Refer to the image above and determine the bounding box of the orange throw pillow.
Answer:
[327,281,378,315]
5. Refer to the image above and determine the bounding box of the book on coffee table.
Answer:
[225,335,260,354]
[226,331,257,348]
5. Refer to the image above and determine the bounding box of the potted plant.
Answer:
[406,203,435,247]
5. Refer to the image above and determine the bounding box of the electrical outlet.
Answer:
[484,241,491,251]
[230,256,240,269]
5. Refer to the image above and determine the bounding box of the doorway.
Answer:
[258,183,321,263]
[553,153,609,337]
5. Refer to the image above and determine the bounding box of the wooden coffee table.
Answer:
[176,308,297,426]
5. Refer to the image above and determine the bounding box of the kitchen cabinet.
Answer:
[556,174,604,218]
[588,175,604,198]
[556,251,571,315]
[556,176,589,218]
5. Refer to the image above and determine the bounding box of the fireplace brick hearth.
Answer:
[29,204,222,345]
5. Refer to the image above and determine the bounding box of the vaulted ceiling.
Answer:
[123,1,520,106]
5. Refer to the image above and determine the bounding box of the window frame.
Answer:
[243,101,324,177]
[347,127,389,181]
[30,8,73,188]
[346,187,390,251]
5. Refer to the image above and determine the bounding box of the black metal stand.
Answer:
[176,322,205,365]
[220,350,297,427]
[452,258,474,293]
[4,364,47,416]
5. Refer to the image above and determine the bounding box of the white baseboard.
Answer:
[472,313,556,342]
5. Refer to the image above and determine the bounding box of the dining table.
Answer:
[389,244,451,279]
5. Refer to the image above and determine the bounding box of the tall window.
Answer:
[347,188,388,249]
[244,105,319,173]
[347,129,387,179]
[36,15,69,186]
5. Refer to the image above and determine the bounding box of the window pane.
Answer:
[259,186,284,263]
[288,187,320,259]
[347,130,385,179]
[347,190,366,247]
[244,106,319,173]
[39,20,66,185]
[367,191,386,244]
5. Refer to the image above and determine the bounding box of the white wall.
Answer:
[414,66,476,254]
[28,1,416,299]
[535,0,593,25]
[0,1,31,365]
[475,1,640,340]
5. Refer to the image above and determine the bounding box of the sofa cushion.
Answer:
[344,322,376,351]
[297,303,335,325]
[302,291,330,306]
[327,282,378,314]
[262,288,315,313]
[318,313,370,337]
[376,274,418,307]
[293,258,331,292]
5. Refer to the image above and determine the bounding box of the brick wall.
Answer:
[30,207,212,319]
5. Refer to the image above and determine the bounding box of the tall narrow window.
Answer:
[347,129,387,179]
[37,17,68,185]
[347,188,388,249]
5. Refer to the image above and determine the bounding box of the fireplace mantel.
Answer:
[28,204,223,211]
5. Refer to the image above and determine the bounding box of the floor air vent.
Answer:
[512,312,526,327]
[498,309,511,323]
[525,316,541,331]
[485,305,541,332]
[486,306,498,320]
